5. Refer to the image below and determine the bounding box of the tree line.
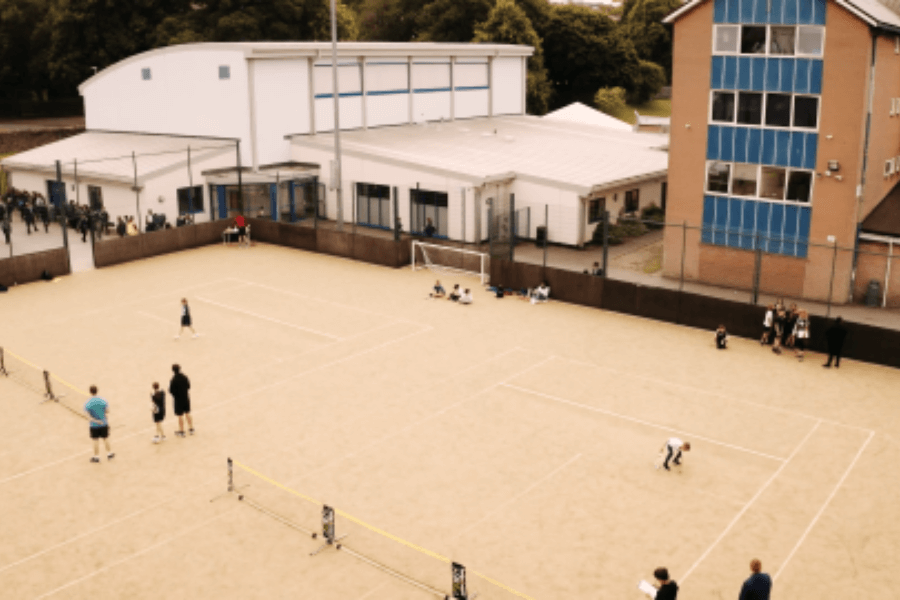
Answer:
[0,0,680,116]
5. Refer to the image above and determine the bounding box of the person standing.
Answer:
[234,215,247,247]
[151,382,166,443]
[823,316,848,368]
[715,324,728,349]
[84,385,114,462]
[653,567,679,600]
[2,217,10,245]
[793,310,810,361]
[739,559,772,600]
[175,298,199,339]
[658,438,690,471]
[169,364,194,437]
[760,305,774,345]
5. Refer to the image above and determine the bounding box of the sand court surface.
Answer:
[1,241,899,599]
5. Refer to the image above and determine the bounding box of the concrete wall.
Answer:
[252,58,311,167]
[854,240,900,307]
[492,57,525,116]
[0,248,70,287]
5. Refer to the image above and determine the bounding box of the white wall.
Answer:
[82,48,252,165]
[314,61,364,132]
[455,90,490,120]
[581,177,668,244]
[366,58,410,127]
[492,57,524,116]
[252,59,310,167]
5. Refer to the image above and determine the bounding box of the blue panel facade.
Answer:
[740,0,755,23]
[784,0,798,24]
[724,56,738,88]
[711,56,725,88]
[741,200,757,248]
[714,0,825,23]
[761,129,776,164]
[810,60,823,93]
[775,130,792,166]
[733,127,749,162]
[769,203,785,253]
[803,133,817,169]
[770,0,784,24]
[707,125,720,159]
[747,128,763,163]
[714,0,728,22]
[783,204,799,254]
[794,59,810,93]
[798,0,814,23]
[728,198,743,247]
[738,57,752,90]
[714,197,729,245]
[812,0,826,24]
[779,59,795,92]
[720,126,735,161]
[702,196,716,243]
[751,57,766,89]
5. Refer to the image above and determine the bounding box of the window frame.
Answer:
[588,198,605,224]
[141,67,151,81]
[768,25,797,56]
[624,189,640,214]
[791,94,820,129]
[704,161,814,204]
[713,24,741,55]
[710,91,737,124]
[87,185,103,210]
[177,185,205,214]
[736,92,764,125]
[708,90,820,132]
[710,24,825,57]
[706,161,732,194]
[764,92,793,127]
[740,25,769,55]
[796,25,825,58]
[219,65,231,80]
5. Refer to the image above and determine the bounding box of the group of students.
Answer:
[487,281,551,304]
[642,559,772,600]
[761,300,811,360]
[429,280,473,304]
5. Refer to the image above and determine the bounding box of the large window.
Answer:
[87,185,103,210]
[707,162,731,193]
[741,26,767,54]
[625,189,640,213]
[178,185,204,214]
[712,92,735,122]
[732,164,758,196]
[588,198,605,223]
[356,182,392,229]
[797,26,824,56]
[760,167,787,200]
[786,171,813,202]
[737,93,763,125]
[410,188,448,236]
[769,26,796,55]
[715,25,739,53]
[713,25,824,56]
[765,93,792,127]
[793,96,819,128]
[706,162,813,203]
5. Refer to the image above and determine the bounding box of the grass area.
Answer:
[0,153,10,196]
[609,99,672,124]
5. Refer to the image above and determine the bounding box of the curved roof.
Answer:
[78,42,534,94]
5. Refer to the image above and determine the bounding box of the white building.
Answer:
[1,42,668,245]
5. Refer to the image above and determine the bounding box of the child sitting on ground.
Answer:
[531,282,550,304]
[715,324,728,349]
[459,289,473,305]
[448,284,461,301]
[429,280,446,299]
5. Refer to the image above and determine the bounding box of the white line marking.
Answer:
[691,487,746,506]
[195,296,342,340]
[136,310,171,325]
[680,420,822,584]
[774,430,875,580]
[503,384,787,462]
[554,356,875,435]
[355,581,391,600]
[33,507,238,599]
[0,476,218,574]
[457,453,582,539]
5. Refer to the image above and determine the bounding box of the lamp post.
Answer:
[330,0,343,230]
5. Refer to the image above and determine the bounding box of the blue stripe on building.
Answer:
[714,0,826,24]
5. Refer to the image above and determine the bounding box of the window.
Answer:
[715,25,739,53]
[732,164,758,196]
[219,65,230,80]
[797,26,824,56]
[793,96,818,128]
[707,162,730,193]
[741,26,767,54]
[141,68,151,81]
[625,189,640,213]
[786,171,812,202]
[356,183,392,228]
[769,26,796,55]
[737,93,763,125]
[885,159,896,177]
[760,167,786,199]
[765,93,792,127]
[410,188,449,236]
[588,198,605,223]
[177,185,204,213]
[712,92,735,123]
[87,185,103,210]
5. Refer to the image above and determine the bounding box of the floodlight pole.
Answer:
[331,0,344,230]
[55,160,70,268]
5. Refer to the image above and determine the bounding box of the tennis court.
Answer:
[1,241,899,599]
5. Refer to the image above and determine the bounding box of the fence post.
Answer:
[885,240,894,307]
[393,186,400,241]
[542,204,549,269]
[56,160,70,271]
[827,240,838,317]
[132,151,141,231]
[236,140,244,217]
[752,233,762,305]
[679,220,686,291]
[509,193,515,262]
[602,210,610,278]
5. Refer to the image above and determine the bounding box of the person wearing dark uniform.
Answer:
[715,324,728,349]
[739,559,772,600]
[823,317,848,368]
[151,382,166,444]
[169,364,194,437]
[652,567,678,600]
[175,298,198,339]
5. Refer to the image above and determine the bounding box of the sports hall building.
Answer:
[1,42,669,246]
[664,0,900,305]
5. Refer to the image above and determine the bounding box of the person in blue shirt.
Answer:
[84,385,114,463]
[739,559,772,600]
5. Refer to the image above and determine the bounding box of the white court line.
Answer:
[456,453,583,539]
[773,430,875,580]
[679,420,822,585]
[691,487,746,506]
[0,475,218,574]
[355,581,391,600]
[33,507,238,599]
[503,384,788,463]
[195,296,342,340]
[554,355,876,435]
[0,324,433,487]
[136,310,171,325]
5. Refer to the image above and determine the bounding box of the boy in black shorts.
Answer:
[84,385,114,462]
[169,364,194,437]
[175,298,199,339]
[151,382,166,443]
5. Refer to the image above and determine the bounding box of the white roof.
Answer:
[543,102,633,132]
[0,131,235,186]
[664,0,900,29]
[288,116,668,195]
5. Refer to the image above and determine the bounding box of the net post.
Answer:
[227,457,234,493]
[43,370,56,401]
[0,347,6,376]
[451,562,469,599]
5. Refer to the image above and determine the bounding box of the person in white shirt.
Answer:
[760,305,774,345]
[448,284,461,301]
[531,282,550,304]
[657,438,690,471]
[459,289,473,305]
[792,310,810,361]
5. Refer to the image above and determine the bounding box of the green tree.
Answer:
[415,0,492,41]
[594,86,626,116]
[620,0,681,81]
[355,0,431,41]
[542,4,640,110]
[627,59,666,104]
[473,0,552,114]
[0,0,53,101]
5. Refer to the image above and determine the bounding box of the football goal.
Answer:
[411,240,489,284]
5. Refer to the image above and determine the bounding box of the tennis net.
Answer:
[0,346,90,421]
[229,459,535,599]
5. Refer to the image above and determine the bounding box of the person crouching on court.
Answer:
[151,382,166,443]
[459,288,473,305]
[85,385,114,463]
[429,280,446,299]
[715,324,728,349]
[660,438,689,471]
[169,364,194,437]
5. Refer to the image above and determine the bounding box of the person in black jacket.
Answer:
[739,559,772,600]
[652,567,678,600]
[823,317,848,368]
[169,364,194,437]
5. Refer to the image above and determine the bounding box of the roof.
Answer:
[79,42,534,94]
[861,179,900,238]
[0,131,235,187]
[288,116,668,195]
[664,0,900,30]
[543,102,633,132]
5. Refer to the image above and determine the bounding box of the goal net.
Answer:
[411,241,489,284]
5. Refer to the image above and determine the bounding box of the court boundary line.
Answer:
[136,310,171,325]
[679,420,822,584]
[502,383,787,462]
[195,296,343,340]
[773,430,875,580]
[555,355,876,435]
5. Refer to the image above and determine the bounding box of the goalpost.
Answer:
[411,240,489,285]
